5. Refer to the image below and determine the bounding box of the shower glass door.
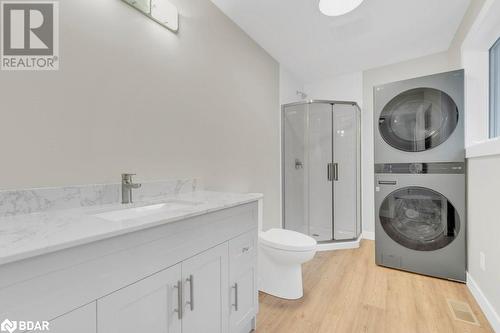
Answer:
[283,101,360,242]
[308,103,333,241]
[333,104,360,240]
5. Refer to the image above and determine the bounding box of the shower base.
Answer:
[316,235,361,252]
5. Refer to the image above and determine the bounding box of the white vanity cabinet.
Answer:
[97,243,230,333]
[1,201,259,333]
[49,303,97,333]
[26,302,97,333]
[97,263,182,333]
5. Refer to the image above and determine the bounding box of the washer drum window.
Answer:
[379,187,460,251]
[379,88,459,152]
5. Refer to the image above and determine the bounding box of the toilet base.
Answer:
[258,248,305,300]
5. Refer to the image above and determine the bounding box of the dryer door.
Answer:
[378,88,459,152]
[379,187,460,251]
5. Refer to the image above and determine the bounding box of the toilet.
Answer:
[258,228,317,300]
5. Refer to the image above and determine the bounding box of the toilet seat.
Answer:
[260,228,317,252]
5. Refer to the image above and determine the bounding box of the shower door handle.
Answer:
[327,163,334,181]
[327,163,339,181]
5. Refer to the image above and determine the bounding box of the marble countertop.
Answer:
[0,191,262,266]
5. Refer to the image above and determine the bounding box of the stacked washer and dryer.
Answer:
[374,70,466,282]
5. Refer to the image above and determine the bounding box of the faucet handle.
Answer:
[122,173,136,181]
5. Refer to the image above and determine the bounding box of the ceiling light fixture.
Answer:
[318,0,364,16]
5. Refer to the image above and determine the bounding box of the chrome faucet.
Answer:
[121,173,142,204]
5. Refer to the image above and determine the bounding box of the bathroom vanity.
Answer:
[0,188,261,333]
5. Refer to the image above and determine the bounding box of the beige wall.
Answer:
[305,71,363,105]
[448,0,487,67]
[0,0,280,226]
[280,66,304,105]
[467,156,500,323]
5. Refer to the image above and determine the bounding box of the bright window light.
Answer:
[319,0,365,16]
[490,37,500,138]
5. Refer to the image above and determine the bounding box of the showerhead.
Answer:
[296,90,308,100]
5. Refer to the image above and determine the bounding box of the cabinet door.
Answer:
[228,230,257,333]
[181,243,229,333]
[26,302,96,333]
[97,264,182,333]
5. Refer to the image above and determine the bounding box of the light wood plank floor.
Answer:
[256,240,493,333]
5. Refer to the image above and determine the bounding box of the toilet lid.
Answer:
[260,229,317,252]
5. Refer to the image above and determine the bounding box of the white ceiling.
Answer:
[210,0,471,83]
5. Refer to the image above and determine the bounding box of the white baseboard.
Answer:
[467,272,500,332]
[317,237,360,252]
[362,231,375,240]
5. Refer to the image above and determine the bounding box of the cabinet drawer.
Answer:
[229,230,256,273]
[228,230,257,333]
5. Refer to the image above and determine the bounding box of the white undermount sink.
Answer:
[93,200,201,222]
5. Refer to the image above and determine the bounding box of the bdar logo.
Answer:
[0,319,49,332]
[0,319,17,333]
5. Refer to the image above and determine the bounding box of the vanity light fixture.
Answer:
[123,0,179,32]
[318,0,364,16]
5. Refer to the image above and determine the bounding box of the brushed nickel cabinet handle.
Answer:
[173,280,183,320]
[232,283,239,311]
[186,275,194,311]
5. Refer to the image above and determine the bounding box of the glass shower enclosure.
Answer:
[282,100,361,242]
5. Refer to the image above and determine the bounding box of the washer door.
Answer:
[379,187,460,251]
[379,88,459,152]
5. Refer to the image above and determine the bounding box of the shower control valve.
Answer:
[295,159,304,169]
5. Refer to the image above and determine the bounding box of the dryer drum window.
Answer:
[379,187,460,251]
[379,88,459,152]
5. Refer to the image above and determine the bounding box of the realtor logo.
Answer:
[1,1,59,70]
